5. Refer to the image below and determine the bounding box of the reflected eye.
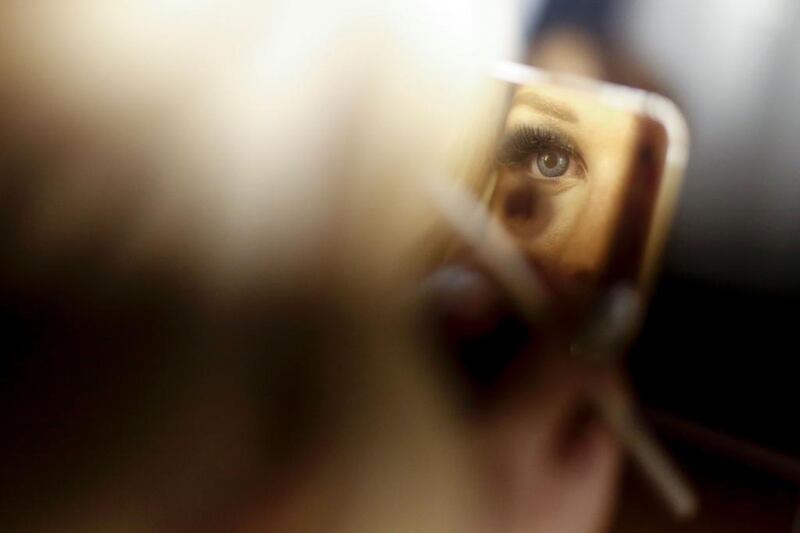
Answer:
[497,126,585,189]
[535,149,569,178]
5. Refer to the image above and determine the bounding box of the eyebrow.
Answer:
[511,91,579,124]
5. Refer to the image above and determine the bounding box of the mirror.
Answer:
[457,68,686,314]
[426,66,688,373]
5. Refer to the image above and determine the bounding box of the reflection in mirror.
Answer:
[493,85,636,288]
[473,79,674,310]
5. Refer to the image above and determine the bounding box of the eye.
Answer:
[496,125,586,189]
[532,148,570,179]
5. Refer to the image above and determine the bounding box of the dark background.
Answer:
[531,0,800,528]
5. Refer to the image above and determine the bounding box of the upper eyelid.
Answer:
[496,125,587,171]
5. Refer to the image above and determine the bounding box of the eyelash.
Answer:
[496,125,585,173]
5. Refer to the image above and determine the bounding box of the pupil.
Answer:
[543,152,558,168]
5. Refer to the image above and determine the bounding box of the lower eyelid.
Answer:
[532,179,582,195]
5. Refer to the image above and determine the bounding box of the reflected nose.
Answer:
[496,180,552,238]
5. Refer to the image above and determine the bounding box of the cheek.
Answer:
[557,173,628,278]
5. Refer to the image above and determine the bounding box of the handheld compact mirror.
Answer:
[425,61,694,518]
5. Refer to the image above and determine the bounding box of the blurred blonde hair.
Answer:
[0,1,517,532]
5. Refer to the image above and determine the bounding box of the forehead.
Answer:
[506,85,638,138]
